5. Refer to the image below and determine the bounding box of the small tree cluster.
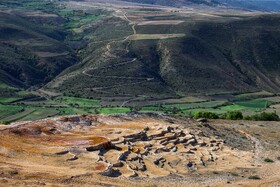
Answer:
[244,112,280,121]
[1,121,10,125]
[193,111,219,119]
[221,111,243,120]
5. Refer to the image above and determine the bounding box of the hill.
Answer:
[217,0,280,12]
[46,7,280,98]
[0,2,77,89]
[120,0,220,6]
[121,0,280,11]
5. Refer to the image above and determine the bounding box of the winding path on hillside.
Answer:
[81,9,155,102]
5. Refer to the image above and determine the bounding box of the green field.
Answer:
[0,104,24,120]
[162,100,226,110]
[99,107,131,114]
[235,91,274,99]
[57,97,101,108]
[1,92,280,124]
[0,97,21,103]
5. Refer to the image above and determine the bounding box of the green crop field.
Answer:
[234,91,274,101]
[57,97,101,108]
[99,107,131,114]
[182,108,228,115]
[2,95,279,123]
[0,104,24,120]
[1,108,36,122]
[20,109,60,121]
[0,97,21,103]
[235,100,271,109]
[162,100,227,110]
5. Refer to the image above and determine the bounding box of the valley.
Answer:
[1,0,280,123]
[1,1,280,186]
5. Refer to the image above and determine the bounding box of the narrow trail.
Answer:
[239,130,265,164]
[120,95,148,107]
[81,9,154,100]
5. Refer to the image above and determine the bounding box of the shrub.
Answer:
[248,175,261,180]
[247,112,280,121]
[243,116,252,120]
[129,106,142,112]
[168,107,183,115]
[1,121,10,125]
[264,158,274,163]
[193,111,219,119]
[222,111,243,120]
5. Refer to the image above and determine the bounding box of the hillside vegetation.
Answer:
[0,0,77,89]
[49,12,280,98]
[1,0,280,122]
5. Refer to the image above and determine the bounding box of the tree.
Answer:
[1,121,10,125]
[245,112,280,121]
[129,106,142,112]
[193,111,219,119]
[222,111,243,120]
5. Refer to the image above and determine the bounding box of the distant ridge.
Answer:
[120,0,220,7]
[216,0,280,12]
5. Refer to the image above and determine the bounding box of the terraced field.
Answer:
[1,88,280,124]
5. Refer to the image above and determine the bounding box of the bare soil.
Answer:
[0,114,279,186]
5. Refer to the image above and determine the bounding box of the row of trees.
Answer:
[193,111,280,121]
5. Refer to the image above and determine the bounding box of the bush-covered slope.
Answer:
[129,15,280,95]
[48,14,280,98]
[0,10,77,88]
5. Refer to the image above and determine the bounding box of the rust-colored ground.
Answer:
[0,114,279,186]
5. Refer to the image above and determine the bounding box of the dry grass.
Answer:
[129,34,185,40]
[138,20,184,25]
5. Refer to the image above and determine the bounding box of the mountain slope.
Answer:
[0,10,77,89]
[154,15,280,94]
[120,0,220,7]
[46,12,280,98]
[216,0,280,12]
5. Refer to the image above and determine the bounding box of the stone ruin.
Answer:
[50,115,225,178]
